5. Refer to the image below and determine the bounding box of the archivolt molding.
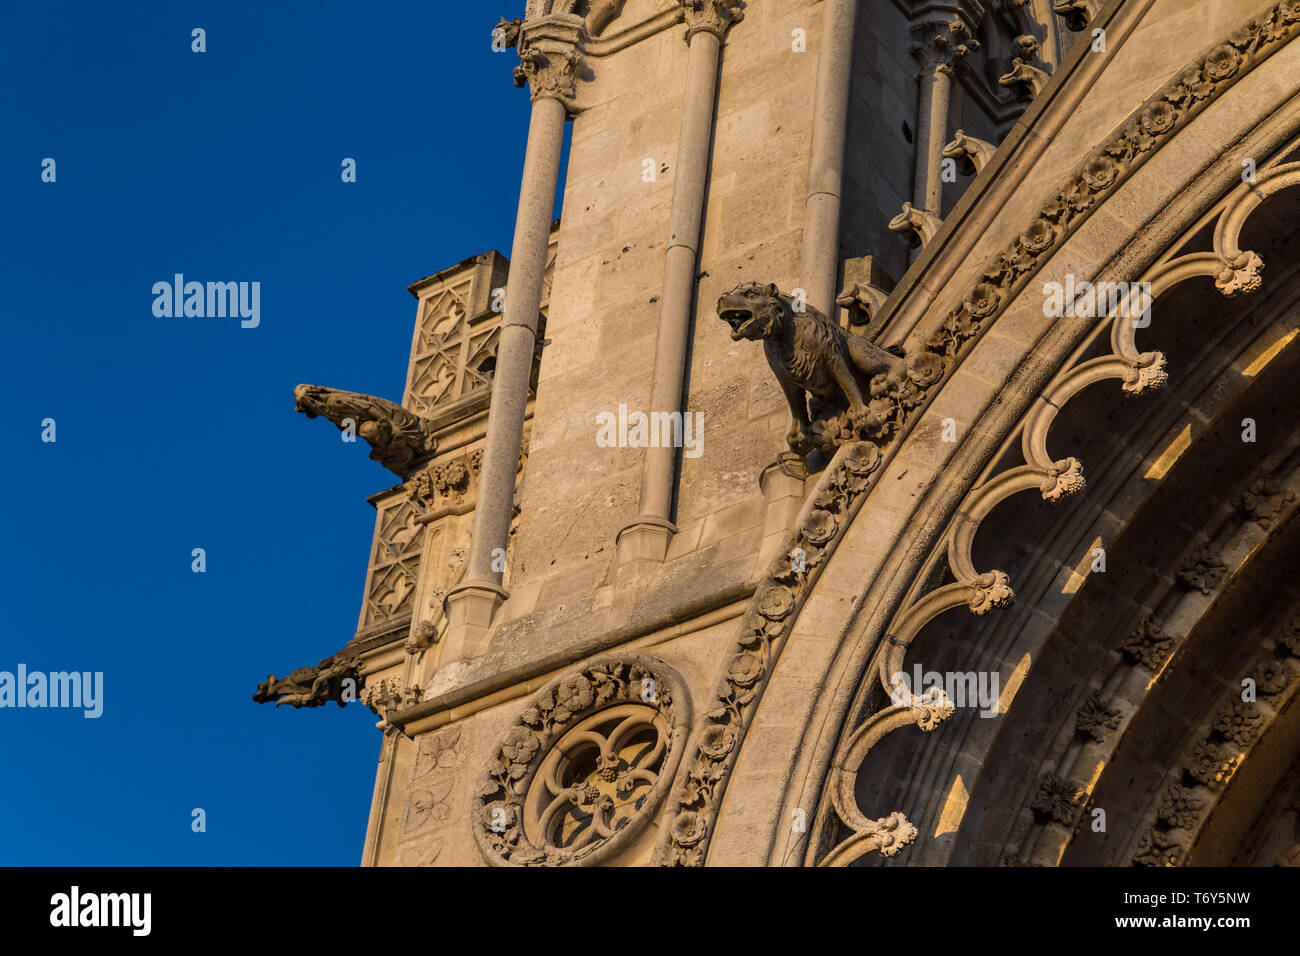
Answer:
[661,0,1300,868]
[1131,615,1300,866]
[819,149,1300,868]
[1018,448,1300,867]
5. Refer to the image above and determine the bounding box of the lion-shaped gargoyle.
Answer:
[253,654,361,709]
[717,282,907,454]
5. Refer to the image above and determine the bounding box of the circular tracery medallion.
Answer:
[473,654,689,866]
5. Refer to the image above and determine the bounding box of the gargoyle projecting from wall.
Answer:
[294,384,438,479]
[253,653,362,709]
[717,282,909,455]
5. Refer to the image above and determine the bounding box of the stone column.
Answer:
[444,15,583,654]
[909,17,976,216]
[616,0,743,569]
[802,0,857,318]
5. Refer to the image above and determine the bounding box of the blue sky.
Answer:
[0,1,555,864]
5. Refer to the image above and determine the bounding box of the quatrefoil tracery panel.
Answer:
[525,703,668,853]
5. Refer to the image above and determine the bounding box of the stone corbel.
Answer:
[835,254,896,336]
[942,128,997,176]
[909,15,979,74]
[1053,0,1101,33]
[998,35,1052,99]
[888,202,943,249]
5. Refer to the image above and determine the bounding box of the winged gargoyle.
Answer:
[294,384,437,478]
[253,653,362,709]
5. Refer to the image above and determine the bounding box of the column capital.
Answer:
[513,13,587,109]
[908,15,979,73]
[680,0,744,43]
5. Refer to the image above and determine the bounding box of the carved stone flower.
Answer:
[1283,0,1300,23]
[968,571,1014,615]
[1081,156,1117,191]
[1040,457,1085,502]
[842,443,881,476]
[1254,658,1292,696]
[964,282,1000,318]
[874,812,918,857]
[1157,784,1204,830]
[1134,827,1186,867]
[894,379,924,410]
[1020,218,1055,254]
[868,395,897,424]
[758,585,795,621]
[553,674,595,722]
[501,727,540,767]
[1214,701,1263,746]
[801,509,837,547]
[1203,45,1240,81]
[672,811,706,846]
[727,651,764,687]
[1123,615,1172,670]
[1177,545,1227,594]
[699,724,736,759]
[1139,100,1177,136]
[1188,741,1235,788]
[1177,66,1214,101]
[907,351,944,387]
[1031,771,1085,825]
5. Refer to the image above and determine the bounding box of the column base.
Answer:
[441,578,509,661]
[616,515,678,567]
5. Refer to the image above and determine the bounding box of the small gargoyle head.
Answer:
[293,383,327,417]
[717,282,791,342]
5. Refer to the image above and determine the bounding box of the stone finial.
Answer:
[888,202,943,249]
[1053,0,1100,32]
[998,35,1052,98]
[942,129,997,176]
[680,0,744,42]
[294,384,438,479]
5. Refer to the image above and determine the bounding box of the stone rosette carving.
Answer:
[1031,771,1087,826]
[1177,544,1227,594]
[474,654,689,867]
[1235,477,1295,529]
[1076,693,1121,742]
[1123,614,1173,670]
